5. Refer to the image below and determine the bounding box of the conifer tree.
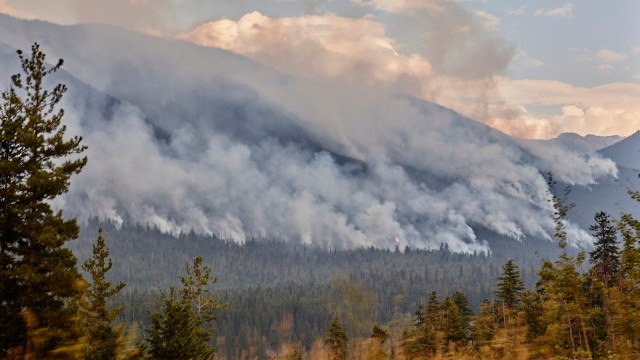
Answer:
[401,301,436,358]
[589,211,620,288]
[147,289,212,360]
[82,228,127,360]
[520,291,544,340]
[147,256,222,359]
[611,213,640,354]
[495,260,525,309]
[367,324,389,360]
[452,290,472,326]
[0,43,87,357]
[325,315,348,360]
[472,300,496,346]
[444,297,466,344]
[536,183,593,358]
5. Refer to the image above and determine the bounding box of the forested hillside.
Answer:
[69,219,545,357]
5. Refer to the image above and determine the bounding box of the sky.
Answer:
[1,0,638,139]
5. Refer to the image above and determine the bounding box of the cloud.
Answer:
[595,48,628,62]
[506,6,526,16]
[0,0,34,18]
[177,10,638,141]
[598,63,613,72]
[474,10,499,31]
[515,50,545,68]
[524,58,545,67]
[534,3,574,18]
[178,11,434,87]
[483,79,640,138]
[634,46,640,54]
[351,0,445,14]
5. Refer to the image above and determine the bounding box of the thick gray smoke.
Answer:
[0,15,618,252]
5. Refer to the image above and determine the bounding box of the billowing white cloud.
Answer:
[484,79,640,138]
[177,10,640,140]
[534,3,574,18]
[178,11,432,86]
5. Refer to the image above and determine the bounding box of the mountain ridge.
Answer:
[0,14,621,252]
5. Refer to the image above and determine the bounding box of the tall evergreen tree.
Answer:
[611,213,640,355]
[495,260,525,309]
[444,297,466,344]
[325,315,348,360]
[147,256,222,359]
[452,290,473,326]
[82,228,128,360]
[0,43,87,357]
[147,289,212,360]
[589,211,620,288]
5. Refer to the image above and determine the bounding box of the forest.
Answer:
[1,44,639,359]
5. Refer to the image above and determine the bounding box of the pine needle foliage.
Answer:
[0,42,87,358]
[82,228,128,360]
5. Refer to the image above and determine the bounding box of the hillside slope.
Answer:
[0,14,618,252]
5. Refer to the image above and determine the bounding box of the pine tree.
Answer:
[147,256,222,359]
[401,301,436,358]
[325,315,348,360]
[147,289,211,360]
[495,260,525,309]
[589,211,620,288]
[536,186,593,358]
[444,297,466,344]
[611,213,640,355]
[472,300,496,346]
[0,43,87,357]
[452,290,472,326]
[179,256,223,329]
[82,228,127,360]
[520,291,544,341]
[367,324,389,360]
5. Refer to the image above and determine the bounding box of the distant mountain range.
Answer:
[539,132,623,154]
[0,14,632,254]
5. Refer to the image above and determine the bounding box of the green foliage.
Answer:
[180,256,224,329]
[495,260,525,309]
[147,257,223,359]
[520,291,544,341]
[147,288,213,360]
[612,213,640,354]
[371,324,389,343]
[589,211,620,288]
[472,300,496,346]
[82,228,129,360]
[444,297,467,344]
[325,315,348,360]
[0,43,87,357]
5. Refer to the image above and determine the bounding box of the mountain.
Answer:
[539,132,623,154]
[599,131,640,170]
[0,14,619,253]
[565,132,640,230]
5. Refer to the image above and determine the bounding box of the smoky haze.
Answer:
[0,14,618,252]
